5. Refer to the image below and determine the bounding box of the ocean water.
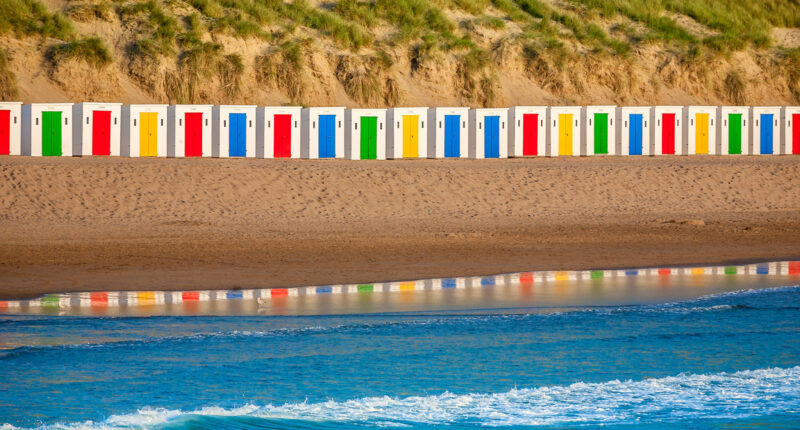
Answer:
[1,282,799,428]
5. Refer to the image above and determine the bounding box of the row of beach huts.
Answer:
[0,102,799,159]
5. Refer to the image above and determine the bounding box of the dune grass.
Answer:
[66,1,114,22]
[255,40,309,103]
[46,36,113,68]
[122,0,179,59]
[571,0,800,51]
[6,0,798,104]
[0,49,19,99]
[782,47,800,100]
[0,0,74,40]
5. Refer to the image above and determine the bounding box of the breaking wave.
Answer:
[9,366,800,429]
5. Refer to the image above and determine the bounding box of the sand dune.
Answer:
[1,156,799,299]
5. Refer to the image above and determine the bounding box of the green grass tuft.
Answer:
[66,1,114,22]
[255,40,309,103]
[47,36,113,68]
[724,68,746,104]
[0,0,75,40]
[473,15,506,29]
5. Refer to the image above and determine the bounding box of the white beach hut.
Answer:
[301,107,345,159]
[387,107,429,159]
[718,106,751,155]
[212,105,257,158]
[651,106,684,155]
[168,105,213,157]
[751,106,781,155]
[618,107,652,156]
[548,106,581,156]
[121,104,168,157]
[428,107,469,158]
[582,106,616,156]
[683,106,718,155]
[257,106,301,158]
[469,108,509,159]
[73,102,122,156]
[783,106,800,155]
[508,106,547,157]
[21,103,73,156]
[0,102,22,155]
[345,108,387,160]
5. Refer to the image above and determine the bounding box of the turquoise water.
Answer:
[1,282,799,428]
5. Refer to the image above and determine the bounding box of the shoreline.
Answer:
[2,260,797,316]
[2,156,800,300]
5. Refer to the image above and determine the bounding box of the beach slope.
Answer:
[1,156,799,299]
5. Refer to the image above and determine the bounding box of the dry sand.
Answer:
[1,156,800,300]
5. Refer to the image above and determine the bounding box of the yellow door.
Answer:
[139,112,158,156]
[402,115,419,158]
[695,113,709,154]
[558,113,573,156]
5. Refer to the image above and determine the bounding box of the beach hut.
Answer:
[387,107,429,159]
[508,106,547,157]
[21,103,73,156]
[783,106,800,155]
[121,104,168,157]
[212,105,257,158]
[257,106,301,158]
[0,102,22,155]
[168,105,213,157]
[683,106,718,155]
[718,106,750,155]
[548,106,581,156]
[469,108,508,158]
[651,106,684,155]
[582,106,616,156]
[345,108,386,160]
[618,107,652,156]
[751,107,781,155]
[73,102,122,156]
[428,107,469,158]
[301,107,345,158]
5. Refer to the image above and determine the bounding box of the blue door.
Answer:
[228,113,247,157]
[444,115,460,157]
[629,114,643,155]
[319,114,336,158]
[760,114,773,154]
[485,116,500,158]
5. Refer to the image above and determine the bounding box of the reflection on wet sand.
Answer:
[1,261,799,317]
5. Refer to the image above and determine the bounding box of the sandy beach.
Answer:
[1,156,799,300]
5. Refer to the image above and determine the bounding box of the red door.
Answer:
[0,110,9,155]
[274,114,292,157]
[185,112,203,157]
[662,113,675,155]
[92,110,111,155]
[793,114,800,155]
[522,113,538,156]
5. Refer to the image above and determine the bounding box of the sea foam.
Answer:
[16,366,800,429]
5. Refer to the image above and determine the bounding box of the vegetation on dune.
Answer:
[780,47,800,101]
[0,49,19,99]
[0,0,74,40]
[2,0,800,104]
[46,36,113,68]
[66,1,114,22]
[255,40,310,104]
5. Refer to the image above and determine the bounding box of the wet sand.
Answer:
[1,156,799,300]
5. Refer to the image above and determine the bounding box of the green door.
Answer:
[42,111,62,156]
[594,113,608,154]
[729,113,742,154]
[360,116,377,159]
